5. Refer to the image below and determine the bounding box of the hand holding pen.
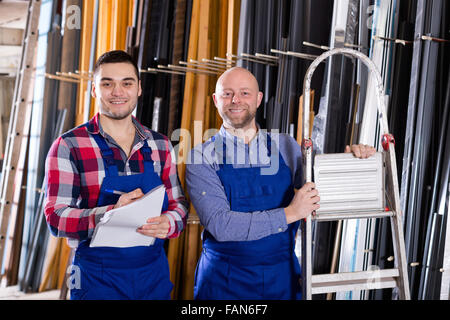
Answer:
[104,189,126,196]
[111,188,144,209]
[107,188,169,239]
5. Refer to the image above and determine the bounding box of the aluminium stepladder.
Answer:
[300,48,410,300]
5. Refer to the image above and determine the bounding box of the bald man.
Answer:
[185,67,375,300]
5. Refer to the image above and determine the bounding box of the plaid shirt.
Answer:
[44,113,188,244]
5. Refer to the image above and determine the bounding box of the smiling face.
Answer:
[91,62,142,121]
[213,67,263,131]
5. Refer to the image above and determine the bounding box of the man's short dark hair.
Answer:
[93,50,140,80]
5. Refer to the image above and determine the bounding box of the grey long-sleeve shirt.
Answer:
[185,126,303,242]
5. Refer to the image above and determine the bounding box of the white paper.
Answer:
[90,185,166,248]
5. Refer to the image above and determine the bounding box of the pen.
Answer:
[104,189,126,195]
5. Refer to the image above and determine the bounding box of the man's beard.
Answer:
[102,105,135,120]
[222,104,257,129]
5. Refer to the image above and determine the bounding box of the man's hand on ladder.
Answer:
[285,182,320,224]
[345,144,376,159]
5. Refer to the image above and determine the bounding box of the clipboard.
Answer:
[90,185,166,248]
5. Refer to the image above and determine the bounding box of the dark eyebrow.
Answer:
[100,77,137,82]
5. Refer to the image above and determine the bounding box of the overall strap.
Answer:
[140,140,155,173]
[92,133,119,177]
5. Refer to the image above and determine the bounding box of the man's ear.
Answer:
[138,80,142,97]
[91,82,97,98]
[212,93,218,107]
[256,91,263,108]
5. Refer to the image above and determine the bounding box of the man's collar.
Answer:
[219,124,265,144]
[86,112,152,141]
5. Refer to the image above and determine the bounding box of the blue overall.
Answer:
[70,131,173,300]
[194,136,302,300]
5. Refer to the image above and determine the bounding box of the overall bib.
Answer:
[70,131,173,300]
[194,136,302,300]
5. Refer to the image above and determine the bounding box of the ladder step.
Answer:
[311,269,400,294]
[312,210,394,221]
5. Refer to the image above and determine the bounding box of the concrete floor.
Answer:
[0,286,61,300]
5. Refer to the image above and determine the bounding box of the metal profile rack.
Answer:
[300,47,410,300]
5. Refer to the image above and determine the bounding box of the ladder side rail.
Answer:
[0,0,41,273]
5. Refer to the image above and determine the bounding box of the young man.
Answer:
[185,67,375,300]
[44,50,188,300]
